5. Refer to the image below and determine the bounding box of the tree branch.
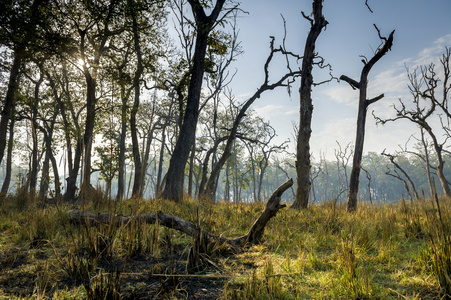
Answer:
[340,75,360,90]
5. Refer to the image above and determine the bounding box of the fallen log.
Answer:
[69,178,293,250]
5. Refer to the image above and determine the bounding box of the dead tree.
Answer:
[198,34,302,201]
[334,141,352,202]
[293,0,329,210]
[381,149,419,201]
[340,26,394,212]
[374,64,451,198]
[69,179,293,252]
[361,167,372,204]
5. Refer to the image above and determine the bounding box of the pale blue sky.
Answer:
[227,0,451,160]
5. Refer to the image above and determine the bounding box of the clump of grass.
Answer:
[222,256,290,300]
[400,198,425,240]
[62,247,122,299]
[22,209,61,248]
[119,217,161,258]
[338,233,373,299]
[86,269,122,300]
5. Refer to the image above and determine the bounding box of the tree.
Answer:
[127,0,167,198]
[0,0,47,166]
[374,57,451,198]
[292,0,329,209]
[334,142,353,202]
[381,149,419,201]
[198,33,302,201]
[51,0,128,199]
[340,26,394,212]
[160,0,232,201]
[0,112,15,196]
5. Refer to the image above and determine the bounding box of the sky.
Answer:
[223,0,451,161]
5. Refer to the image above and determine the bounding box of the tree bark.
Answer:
[292,0,328,209]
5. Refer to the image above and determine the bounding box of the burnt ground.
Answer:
[0,240,243,299]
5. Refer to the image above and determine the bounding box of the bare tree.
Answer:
[381,149,419,201]
[374,61,451,198]
[293,0,329,209]
[334,141,352,202]
[340,26,394,212]
[198,34,302,201]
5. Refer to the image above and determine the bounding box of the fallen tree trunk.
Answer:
[69,178,293,249]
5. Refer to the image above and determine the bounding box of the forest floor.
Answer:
[0,188,449,299]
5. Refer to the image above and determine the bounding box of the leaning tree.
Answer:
[160,0,238,201]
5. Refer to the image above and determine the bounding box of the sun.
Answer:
[77,58,88,68]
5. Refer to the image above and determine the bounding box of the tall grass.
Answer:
[426,195,451,299]
[0,188,450,299]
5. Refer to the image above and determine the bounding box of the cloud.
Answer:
[253,104,297,119]
[311,118,356,158]
[414,34,451,66]
[321,85,359,107]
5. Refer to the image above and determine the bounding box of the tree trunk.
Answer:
[81,74,96,196]
[49,143,61,199]
[0,118,15,196]
[155,127,166,197]
[129,3,144,198]
[46,69,80,202]
[39,128,51,199]
[188,141,196,198]
[28,69,43,193]
[425,126,451,197]
[198,135,229,196]
[292,0,328,210]
[347,86,368,211]
[161,29,209,201]
[139,118,159,198]
[0,47,23,166]
[117,83,128,201]
[421,128,435,197]
[224,160,230,202]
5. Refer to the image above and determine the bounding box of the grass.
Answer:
[0,190,449,299]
